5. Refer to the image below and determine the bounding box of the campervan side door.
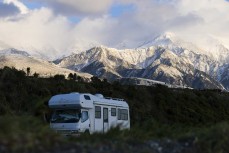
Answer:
[103,107,109,132]
[109,107,117,129]
[94,105,103,132]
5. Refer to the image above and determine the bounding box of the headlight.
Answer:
[70,130,79,134]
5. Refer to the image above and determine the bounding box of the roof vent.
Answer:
[71,92,79,94]
[95,94,104,99]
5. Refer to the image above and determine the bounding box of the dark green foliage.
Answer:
[0,67,229,152]
[68,73,82,81]
[1,66,229,125]
[77,75,83,82]
[91,76,101,83]
[196,122,229,153]
[0,116,62,152]
[53,74,65,81]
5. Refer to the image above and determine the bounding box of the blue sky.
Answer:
[110,3,135,17]
[22,1,42,9]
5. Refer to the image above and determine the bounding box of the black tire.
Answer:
[84,130,90,135]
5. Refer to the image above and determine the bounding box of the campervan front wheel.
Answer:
[84,130,90,135]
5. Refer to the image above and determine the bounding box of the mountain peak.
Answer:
[137,32,178,49]
[156,32,176,40]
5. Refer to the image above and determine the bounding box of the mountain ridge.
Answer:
[55,33,229,90]
[1,33,229,90]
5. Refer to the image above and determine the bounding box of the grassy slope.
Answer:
[0,67,229,152]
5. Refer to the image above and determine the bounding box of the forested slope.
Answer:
[0,66,229,153]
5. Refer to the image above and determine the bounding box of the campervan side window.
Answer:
[95,106,101,118]
[111,108,116,116]
[84,95,91,100]
[118,109,128,120]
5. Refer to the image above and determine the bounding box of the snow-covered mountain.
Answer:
[0,48,92,80]
[54,33,229,90]
[0,48,30,56]
[138,33,229,64]
[139,33,229,89]
[1,32,229,90]
[55,49,221,89]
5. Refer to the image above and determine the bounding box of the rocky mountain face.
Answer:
[1,33,229,90]
[55,33,229,90]
[0,48,92,80]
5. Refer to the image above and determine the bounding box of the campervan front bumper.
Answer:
[56,130,80,136]
[50,123,81,135]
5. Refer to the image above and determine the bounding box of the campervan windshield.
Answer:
[51,109,81,123]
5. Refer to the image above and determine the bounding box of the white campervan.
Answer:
[48,92,130,134]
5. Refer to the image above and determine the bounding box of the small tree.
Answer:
[91,76,101,84]
[26,67,30,76]
[73,73,77,81]
[53,74,65,81]
[68,73,74,80]
[77,76,83,82]
[103,78,108,83]
[33,72,39,78]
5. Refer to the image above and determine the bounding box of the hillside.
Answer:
[0,48,92,80]
[0,67,229,153]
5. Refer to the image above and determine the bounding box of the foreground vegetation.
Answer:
[0,66,229,153]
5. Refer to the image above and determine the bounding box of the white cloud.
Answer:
[170,0,229,47]
[112,0,229,48]
[0,0,229,59]
[30,0,114,16]
[0,8,73,58]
